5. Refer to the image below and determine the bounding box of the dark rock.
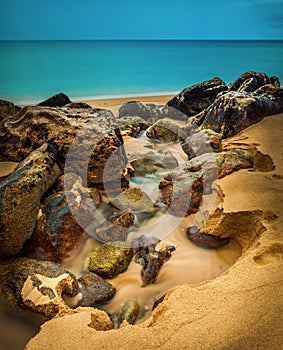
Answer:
[146,119,185,143]
[133,235,175,286]
[157,172,204,217]
[199,89,283,139]
[0,106,127,188]
[0,99,21,121]
[117,116,149,137]
[152,294,166,310]
[113,300,140,328]
[119,101,165,123]
[166,77,227,118]
[95,212,135,243]
[76,272,116,307]
[128,149,178,177]
[186,225,230,249]
[88,241,133,279]
[0,257,78,318]
[181,129,222,160]
[270,76,280,87]
[37,93,72,107]
[228,71,271,92]
[0,144,61,259]
[64,102,92,109]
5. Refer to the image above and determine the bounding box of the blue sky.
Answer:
[0,0,282,40]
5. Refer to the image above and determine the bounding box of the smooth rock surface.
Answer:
[37,93,72,107]
[0,144,61,259]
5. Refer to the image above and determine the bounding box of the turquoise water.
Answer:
[0,40,283,104]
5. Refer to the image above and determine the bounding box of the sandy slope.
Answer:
[25,112,283,350]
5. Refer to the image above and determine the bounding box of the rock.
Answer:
[133,235,175,286]
[181,129,222,160]
[0,106,127,188]
[37,93,72,107]
[146,119,185,143]
[0,99,21,121]
[152,294,166,310]
[88,241,133,279]
[26,192,89,263]
[117,116,149,137]
[111,188,156,215]
[157,172,204,217]
[186,225,230,249]
[76,272,116,307]
[0,257,78,318]
[270,76,280,87]
[128,149,178,177]
[166,77,227,118]
[199,89,283,138]
[64,102,92,109]
[0,144,61,259]
[228,71,271,92]
[119,101,165,123]
[95,212,135,243]
[113,300,140,328]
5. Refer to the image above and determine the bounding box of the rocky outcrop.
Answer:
[133,236,175,286]
[146,119,185,143]
[88,242,133,279]
[37,93,72,107]
[228,71,273,92]
[0,99,21,121]
[166,77,227,118]
[181,129,222,160]
[117,116,149,137]
[0,258,78,318]
[0,144,61,259]
[119,101,165,123]
[0,106,127,187]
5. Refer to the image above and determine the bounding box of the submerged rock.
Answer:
[186,225,230,249]
[146,119,185,143]
[119,101,165,123]
[113,300,140,328]
[37,93,72,107]
[0,106,127,188]
[117,116,149,137]
[0,99,21,121]
[88,241,133,279]
[166,77,227,118]
[0,143,61,259]
[0,257,78,318]
[198,88,283,139]
[133,235,175,286]
[128,149,178,177]
[181,129,222,160]
[76,272,116,307]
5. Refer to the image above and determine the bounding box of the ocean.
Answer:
[0,40,283,105]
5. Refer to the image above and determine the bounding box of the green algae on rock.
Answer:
[0,257,78,318]
[0,143,61,259]
[88,241,133,279]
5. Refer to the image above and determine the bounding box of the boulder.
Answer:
[117,116,149,137]
[181,129,222,160]
[128,149,178,177]
[228,71,272,92]
[64,102,92,109]
[75,272,116,307]
[119,101,165,123]
[186,225,230,249]
[37,93,72,107]
[166,77,227,118]
[0,143,61,259]
[199,89,283,138]
[88,241,133,279]
[112,300,140,328]
[133,235,175,286]
[0,106,127,187]
[0,99,21,121]
[0,257,78,318]
[146,119,185,143]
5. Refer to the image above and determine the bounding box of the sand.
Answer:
[22,96,283,350]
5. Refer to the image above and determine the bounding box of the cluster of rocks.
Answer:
[0,71,282,328]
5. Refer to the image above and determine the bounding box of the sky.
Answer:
[0,0,282,40]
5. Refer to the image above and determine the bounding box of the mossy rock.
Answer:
[88,241,133,279]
